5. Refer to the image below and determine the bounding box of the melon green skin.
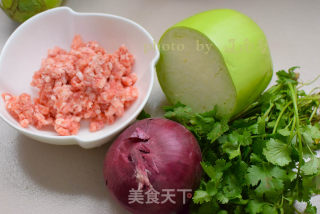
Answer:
[1,0,63,23]
[156,9,273,118]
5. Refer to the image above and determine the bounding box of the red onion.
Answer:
[104,118,202,214]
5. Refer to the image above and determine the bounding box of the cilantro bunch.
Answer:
[164,67,320,214]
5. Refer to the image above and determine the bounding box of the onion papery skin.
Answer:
[104,118,202,214]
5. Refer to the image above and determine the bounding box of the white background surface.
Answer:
[0,0,320,213]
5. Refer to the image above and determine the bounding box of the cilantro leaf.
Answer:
[219,134,241,160]
[200,162,216,180]
[301,156,320,175]
[263,138,292,166]
[193,190,211,204]
[206,180,218,196]
[262,205,278,214]
[163,102,192,125]
[137,110,151,120]
[277,128,291,136]
[301,124,320,146]
[247,165,286,197]
[305,202,317,214]
[201,159,231,181]
[219,171,242,202]
[233,160,249,185]
[219,130,252,160]
[276,67,299,85]
[245,200,266,214]
[191,201,220,214]
[207,119,229,142]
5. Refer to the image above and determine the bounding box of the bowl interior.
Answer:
[0,7,157,142]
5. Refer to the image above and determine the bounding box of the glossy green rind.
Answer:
[157,9,273,117]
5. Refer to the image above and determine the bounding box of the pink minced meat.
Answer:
[2,35,138,136]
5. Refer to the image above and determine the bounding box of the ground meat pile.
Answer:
[2,35,138,136]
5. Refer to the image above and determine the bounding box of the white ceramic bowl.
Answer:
[0,7,159,149]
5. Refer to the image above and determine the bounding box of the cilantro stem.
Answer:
[308,104,318,122]
[264,103,274,119]
[272,101,292,134]
[308,87,320,95]
[280,208,284,214]
[306,143,315,155]
[268,84,281,94]
[300,95,320,101]
[289,116,297,147]
[297,74,320,89]
[288,83,304,198]
[280,195,284,207]
[251,133,276,138]
[288,83,302,156]
[285,118,293,129]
